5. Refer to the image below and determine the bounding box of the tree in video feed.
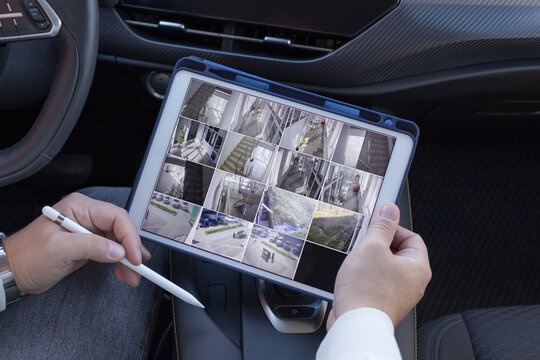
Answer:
[307,203,360,252]
[258,187,316,239]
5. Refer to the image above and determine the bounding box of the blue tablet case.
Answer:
[126,56,419,298]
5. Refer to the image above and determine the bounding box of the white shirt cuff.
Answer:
[316,308,402,360]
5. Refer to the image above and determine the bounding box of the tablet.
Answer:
[128,58,418,300]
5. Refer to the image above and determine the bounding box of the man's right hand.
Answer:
[2,193,151,296]
[328,203,431,329]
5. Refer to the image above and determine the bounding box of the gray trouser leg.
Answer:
[0,187,167,360]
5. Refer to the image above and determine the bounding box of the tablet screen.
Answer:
[140,78,396,294]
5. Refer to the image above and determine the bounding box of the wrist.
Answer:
[335,299,397,326]
[0,233,22,310]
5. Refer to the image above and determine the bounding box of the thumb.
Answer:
[59,233,126,263]
[362,203,400,248]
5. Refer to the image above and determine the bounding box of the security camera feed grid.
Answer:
[142,78,397,288]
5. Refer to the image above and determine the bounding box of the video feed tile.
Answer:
[217,132,276,183]
[332,125,395,177]
[242,225,304,279]
[155,157,214,206]
[142,195,200,243]
[346,215,371,252]
[293,242,346,294]
[219,95,290,145]
[280,113,343,161]
[307,202,361,252]
[169,117,227,168]
[180,79,232,128]
[268,148,330,200]
[320,163,382,215]
[191,209,252,262]
[255,186,317,239]
[204,170,265,222]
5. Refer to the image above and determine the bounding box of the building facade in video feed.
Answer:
[280,113,342,160]
[320,163,382,215]
[268,148,329,199]
[204,170,265,222]
[169,118,227,167]
[155,157,214,206]
[332,124,395,177]
[219,94,292,145]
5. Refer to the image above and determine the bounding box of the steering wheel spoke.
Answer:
[0,0,98,186]
[0,0,61,43]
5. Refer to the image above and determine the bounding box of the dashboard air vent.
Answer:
[117,7,350,60]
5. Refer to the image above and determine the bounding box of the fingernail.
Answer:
[108,243,125,259]
[379,204,398,221]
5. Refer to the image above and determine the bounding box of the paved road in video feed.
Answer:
[143,204,192,242]
[243,237,298,278]
[192,225,249,261]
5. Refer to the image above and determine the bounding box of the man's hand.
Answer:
[328,203,431,329]
[2,193,151,295]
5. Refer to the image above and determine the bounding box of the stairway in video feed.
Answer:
[181,83,214,120]
[221,137,256,174]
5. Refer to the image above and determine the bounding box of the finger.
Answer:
[326,309,336,331]
[362,203,400,248]
[114,263,126,283]
[58,194,143,266]
[392,227,429,261]
[142,243,152,261]
[121,265,141,287]
[58,233,125,263]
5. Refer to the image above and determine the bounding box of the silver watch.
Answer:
[0,232,21,305]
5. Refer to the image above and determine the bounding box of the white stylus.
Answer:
[42,206,204,309]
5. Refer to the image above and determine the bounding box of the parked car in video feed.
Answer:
[181,201,189,212]
[233,230,247,239]
[283,240,292,252]
[292,243,302,256]
[172,198,181,209]
[200,209,218,226]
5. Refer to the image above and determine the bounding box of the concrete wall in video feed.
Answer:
[143,78,396,290]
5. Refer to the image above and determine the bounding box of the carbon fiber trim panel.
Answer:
[99,1,540,87]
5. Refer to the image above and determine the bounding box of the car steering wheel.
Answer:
[0,0,98,186]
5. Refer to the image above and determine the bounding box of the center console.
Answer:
[169,187,415,360]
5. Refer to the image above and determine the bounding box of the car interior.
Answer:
[1,0,539,359]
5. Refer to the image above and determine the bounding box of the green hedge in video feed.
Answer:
[151,201,178,215]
